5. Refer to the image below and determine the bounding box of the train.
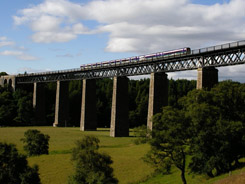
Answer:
[80,47,191,69]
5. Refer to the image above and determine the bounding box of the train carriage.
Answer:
[81,47,191,69]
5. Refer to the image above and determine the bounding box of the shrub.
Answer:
[68,135,118,184]
[0,142,40,184]
[21,129,50,156]
[133,125,151,144]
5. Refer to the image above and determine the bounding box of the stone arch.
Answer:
[4,79,7,85]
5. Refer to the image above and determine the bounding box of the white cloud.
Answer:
[31,31,77,43]
[219,65,245,82]
[0,36,37,61]
[12,0,245,80]
[30,15,61,32]
[13,0,91,43]
[0,41,15,48]
[13,0,245,51]
[18,54,38,61]
[168,70,197,81]
[0,37,7,41]
[0,50,38,61]
[0,50,23,56]
[0,37,15,48]
[56,53,73,58]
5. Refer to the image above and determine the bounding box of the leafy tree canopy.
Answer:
[0,72,8,76]
[147,81,245,182]
[146,106,190,184]
[68,135,118,184]
[21,129,50,156]
[180,81,245,177]
[0,142,40,184]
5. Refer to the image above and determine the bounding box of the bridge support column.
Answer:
[147,72,168,130]
[53,81,69,127]
[0,76,5,88]
[33,82,46,124]
[110,76,129,137]
[80,79,97,131]
[197,67,218,90]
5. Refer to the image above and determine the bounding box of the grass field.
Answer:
[0,127,244,184]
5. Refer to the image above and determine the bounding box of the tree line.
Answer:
[0,72,196,127]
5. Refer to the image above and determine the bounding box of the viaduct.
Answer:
[1,40,245,137]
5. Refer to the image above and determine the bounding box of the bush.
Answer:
[133,125,151,144]
[21,129,50,156]
[0,142,41,184]
[68,135,118,184]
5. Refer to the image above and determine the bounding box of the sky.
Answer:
[0,0,245,82]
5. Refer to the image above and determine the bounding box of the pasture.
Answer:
[0,127,153,184]
[0,127,244,184]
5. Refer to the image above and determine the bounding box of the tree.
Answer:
[69,80,82,126]
[180,87,245,177]
[0,72,8,76]
[145,106,190,184]
[0,90,16,126]
[68,135,118,184]
[96,78,113,128]
[129,79,149,128]
[21,129,50,156]
[0,87,34,126]
[0,142,40,184]
[133,124,151,145]
[168,79,196,107]
[13,89,34,125]
[211,80,245,122]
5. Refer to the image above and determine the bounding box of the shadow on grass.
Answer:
[49,150,72,155]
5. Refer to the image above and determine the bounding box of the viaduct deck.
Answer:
[16,40,245,84]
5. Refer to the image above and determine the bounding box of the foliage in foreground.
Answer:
[145,106,190,184]
[146,81,245,184]
[68,135,118,184]
[181,81,245,177]
[0,142,41,184]
[21,129,50,156]
[133,125,151,144]
[0,86,34,126]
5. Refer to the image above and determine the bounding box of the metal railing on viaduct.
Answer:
[15,40,245,83]
[1,40,245,137]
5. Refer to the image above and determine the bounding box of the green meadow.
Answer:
[0,127,244,184]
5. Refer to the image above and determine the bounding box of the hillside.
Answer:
[0,127,244,184]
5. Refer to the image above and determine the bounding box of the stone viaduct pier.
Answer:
[1,40,245,137]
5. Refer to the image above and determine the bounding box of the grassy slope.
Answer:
[138,164,245,184]
[0,127,153,184]
[0,127,244,184]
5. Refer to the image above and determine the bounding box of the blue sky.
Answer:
[1,0,245,81]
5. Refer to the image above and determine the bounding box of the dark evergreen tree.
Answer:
[0,90,16,126]
[0,142,41,184]
[69,80,82,126]
[13,89,34,125]
[45,82,56,125]
[96,78,113,128]
[168,79,196,107]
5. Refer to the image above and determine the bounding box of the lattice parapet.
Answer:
[15,41,245,84]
